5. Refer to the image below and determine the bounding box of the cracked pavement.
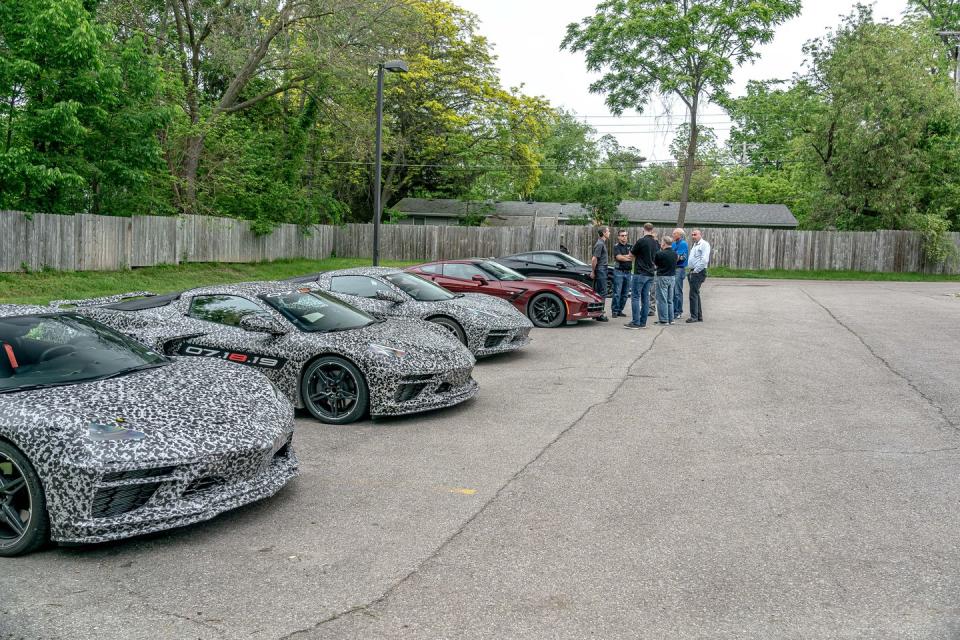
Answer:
[2,279,960,639]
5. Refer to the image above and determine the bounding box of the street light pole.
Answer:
[372,60,408,266]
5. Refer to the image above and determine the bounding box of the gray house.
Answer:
[393,198,798,229]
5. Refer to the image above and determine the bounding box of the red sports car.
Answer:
[406,259,604,328]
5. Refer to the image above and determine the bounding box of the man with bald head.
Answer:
[686,229,711,323]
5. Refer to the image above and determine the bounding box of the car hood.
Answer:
[0,358,293,465]
[346,318,473,356]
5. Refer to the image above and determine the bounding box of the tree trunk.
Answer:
[181,134,205,215]
[677,98,699,228]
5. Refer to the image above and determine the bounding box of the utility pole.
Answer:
[936,30,960,93]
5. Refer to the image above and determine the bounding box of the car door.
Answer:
[441,263,505,298]
[173,294,290,374]
[327,275,408,318]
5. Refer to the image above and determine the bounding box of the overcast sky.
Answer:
[454,0,913,161]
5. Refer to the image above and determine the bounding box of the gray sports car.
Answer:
[53,282,478,425]
[290,267,533,357]
[0,305,297,556]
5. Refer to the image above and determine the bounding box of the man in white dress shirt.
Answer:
[686,229,711,323]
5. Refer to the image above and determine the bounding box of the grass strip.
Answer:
[709,266,960,282]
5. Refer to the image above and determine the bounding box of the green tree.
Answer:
[0,0,168,215]
[575,170,629,225]
[721,79,819,171]
[561,0,801,226]
[799,7,960,241]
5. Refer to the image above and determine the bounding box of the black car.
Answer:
[495,251,616,296]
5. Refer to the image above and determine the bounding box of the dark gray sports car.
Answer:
[54,282,478,425]
[0,305,297,556]
[290,267,533,357]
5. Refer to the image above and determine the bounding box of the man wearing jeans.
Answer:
[654,236,678,325]
[626,223,658,329]
[671,228,688,319]
[591,226,610,322]
[611,229,633,317]
[686,229,711,323]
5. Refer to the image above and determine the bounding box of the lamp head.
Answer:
[382,60,409,73]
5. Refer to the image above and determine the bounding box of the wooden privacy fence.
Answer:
[1,210,959,274]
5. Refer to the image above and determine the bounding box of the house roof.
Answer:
[394,198,798,228]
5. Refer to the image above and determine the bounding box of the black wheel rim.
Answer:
[533,297,561,324]
[306,363,359,420]
[0,453,30,545]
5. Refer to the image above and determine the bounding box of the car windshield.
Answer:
[481,261,525,281]
[557,252,588,266]
[262,289,376,332]
[0,313,168,393]
[384,272,456,301]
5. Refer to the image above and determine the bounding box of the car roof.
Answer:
[186,281,321,298]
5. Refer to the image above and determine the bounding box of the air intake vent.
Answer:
[92,483,160,518]
[182,476,227,499]
[102,467,176,483]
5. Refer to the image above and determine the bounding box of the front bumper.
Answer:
[566,299,605,323]
[52,434,299,544]
[372,364,479,417]
[474,326,532,357]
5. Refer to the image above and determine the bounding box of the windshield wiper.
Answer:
[95,362,170,381]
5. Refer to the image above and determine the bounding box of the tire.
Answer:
[528,293,566,328]
[428,316,467,345]
[0,440,49,557]
[300,356,369,425]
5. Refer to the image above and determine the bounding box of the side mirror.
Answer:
[239,314,288,336]
[555,262,566,269]
[471,275,489,286]
[374,290,405,305]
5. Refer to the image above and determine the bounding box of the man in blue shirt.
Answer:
[671,228,688,319]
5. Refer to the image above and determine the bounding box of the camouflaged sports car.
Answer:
[288,267,533,357]
[53,282,478,425]
[0,305,297,556]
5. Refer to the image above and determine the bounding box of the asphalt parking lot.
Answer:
[3,279,960,639]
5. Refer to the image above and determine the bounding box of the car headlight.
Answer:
[560,286,587,299]
[367,343,406,359]
[87,422,146,441]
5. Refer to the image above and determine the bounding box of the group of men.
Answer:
[590,223,711,328]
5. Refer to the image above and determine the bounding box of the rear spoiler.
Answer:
[49,291,155,310]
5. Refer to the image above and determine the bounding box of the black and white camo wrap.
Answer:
[304,267,533,357]
[0,306,298,544]
[58,282,479,418]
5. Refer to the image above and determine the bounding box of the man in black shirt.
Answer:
[654,236,678,324]
[590,226,610,322]
[626,223,658,328]
[611,229,633,317]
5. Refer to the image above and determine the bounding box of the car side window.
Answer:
[528,254,560,266]
[511,254,532,262]
[329,275,393,298]
[419,264,442,275]
[444,264,485,280]
[188,295,265,327]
